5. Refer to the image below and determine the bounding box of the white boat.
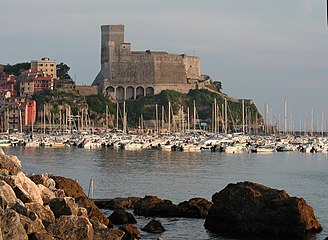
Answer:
[124,141,144,150]
[253,145,276,153]
[0,139,11,147]
[225,144,245,153]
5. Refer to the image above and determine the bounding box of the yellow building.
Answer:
[30,57,57,79]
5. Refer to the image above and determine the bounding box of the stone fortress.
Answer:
[92,25,211,101]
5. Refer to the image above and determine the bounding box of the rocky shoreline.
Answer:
[0,148,323,239]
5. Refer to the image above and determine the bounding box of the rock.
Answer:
[119,224,141,239]
[25,202,55,227]
[4,172,43,204]
[0,152,21,175]
[134,195,180,217]
[142,219,166,233]
[29,174,55,189]
[52,175,109,226]
[51,188,66,198]
[12,203,37,220]
[94,197,141,210]
[204,181,322,239]
[91,219,125,240]
[11,203,46,235]
[77,207,88,217]
[46,215,93,240]
[0,208,28,240]
[178,197,212,218]
[18,213,45,235]
[108,209,137,224]
[93,228,125,240]
[37,184,56,202]
[47,197,78,218]
[28,232,55,240]
[0,180,18,208]
[90,219,120,240]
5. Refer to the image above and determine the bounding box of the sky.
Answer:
[1,0,328,131]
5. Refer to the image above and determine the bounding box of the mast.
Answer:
[168,101,171,133]
[193,100,196,131]
[161,106,165,133]
[311,109,314,136]
[155,104,158,135]
[187,107,190,132]
[181,106,184,133]
[106,105,108,130]
[284,98,287,135]
[242,99,245,133]
[224,98,228,134]
[141,114,144,133]
[19,107,23,133]
[214,98,217,133]
[123,101,126,134]
[116,102,119,130]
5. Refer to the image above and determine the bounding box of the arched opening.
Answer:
[146,86,154,96]
[126,86,135,100]
[116,86,125,101]
[136,86,144,99]
[106,86,115,99]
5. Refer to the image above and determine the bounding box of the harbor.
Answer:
[2,130,328,154]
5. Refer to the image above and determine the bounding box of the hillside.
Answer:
[32,88,262,133]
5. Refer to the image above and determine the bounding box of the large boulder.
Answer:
[3,172,43,204]
[204,181,322,239]
[28,232,55,240]
[29,173,55,189]
[90,219,124,240]
[142,220,166,233]
[0,180,19,208]
[178,197,212,218]
[37,184,56,202]
[108,209,137,224]
[0,208,28,240]
[11,203,46,235]
[94,197,141,210]
[47,197,78,218]
[0,150,21,175]
[46,215,93,240]
[51,175,109,226]
[119,224,141,239]
[134,195,180,217]
[25,202,55,227]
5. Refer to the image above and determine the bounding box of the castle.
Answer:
[92,25,209,101]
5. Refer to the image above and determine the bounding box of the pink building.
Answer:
[24,99,36,126]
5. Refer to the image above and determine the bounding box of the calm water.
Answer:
[3,147,328,240]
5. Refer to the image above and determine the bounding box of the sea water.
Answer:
[4,147,328,240]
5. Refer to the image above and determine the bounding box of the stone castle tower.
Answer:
[93,25,205,101]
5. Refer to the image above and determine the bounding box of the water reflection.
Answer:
[2,147,328,239]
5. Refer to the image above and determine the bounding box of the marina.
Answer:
[3,130,328,154]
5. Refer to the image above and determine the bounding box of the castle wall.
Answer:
[153,54,187,84]
[184,56,200,80]
[76,85,98,96]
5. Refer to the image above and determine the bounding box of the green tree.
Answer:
[3,62,30,76]
[56,63,71,80]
